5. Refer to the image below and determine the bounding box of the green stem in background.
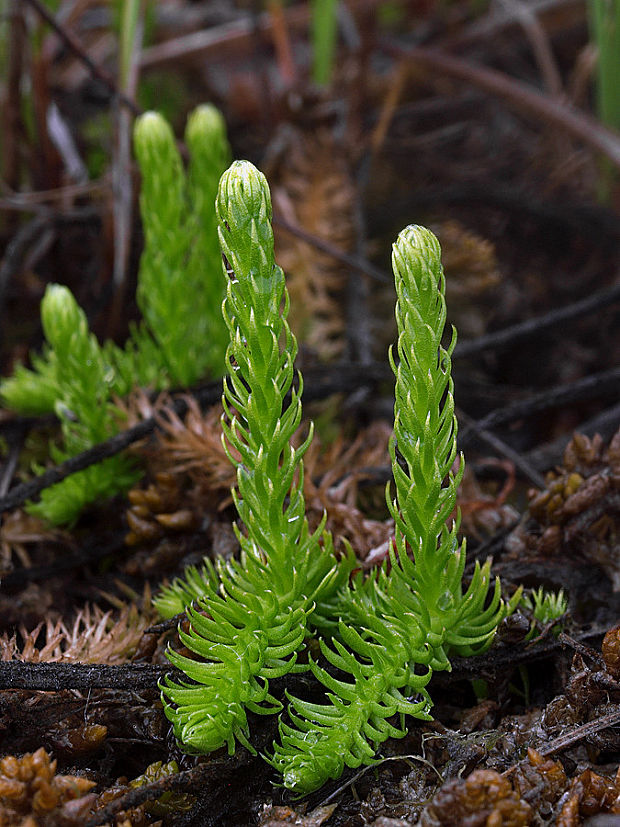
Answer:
[312,0,338,86]
[588,0,620,200]
[160,161,343,755]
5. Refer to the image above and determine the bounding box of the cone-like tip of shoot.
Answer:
[133,111,175,160]
[216,160,272,229]
[185,103,227,147]
[393,224,442,270]
[41,285,84,347]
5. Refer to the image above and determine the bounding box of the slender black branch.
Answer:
[1,625,608,692]
[456,280,620,359]
[273,214,391,284]
[0,363,390,516]
[460,366,620,441]
[457,408,546,487]
[0,661,174,690]
[0,381,223,515]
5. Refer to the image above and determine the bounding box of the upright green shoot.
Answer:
[160,161,343,755]
[28,286,139,525]
[385,226,509,670]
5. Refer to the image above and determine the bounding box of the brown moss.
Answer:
[0,747,96,825]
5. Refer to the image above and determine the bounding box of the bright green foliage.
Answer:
[0,347,59,415]
[0,105,231,524]
[161,191,518,795]
[268,226,517,793]
[160,161,345,756]
[269,611,433,793]
[521,587,567,640]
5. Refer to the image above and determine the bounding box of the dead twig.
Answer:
[0,661,171,690]
[273,214,391,284]
[538,708,620,755]
[460,367,620,440]
[456,280,620,359]
[21,0,141,116]
[0,381,220,517]
[0,180,109,211]
[457,409,546,488]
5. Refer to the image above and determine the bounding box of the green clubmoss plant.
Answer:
[1,105,230,524]
[159,161,346,755]
[27,285,140,525]
[131,104,231,386]
[158,162,519,795]
[268,225,518,793]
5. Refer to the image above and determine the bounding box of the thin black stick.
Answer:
[0,363,390,516]
[457,409,546,487]
[0,661,172,690]
[0,625,608,692]
[0,381,221,515]
[456,280,620,359]
[460,366,620,439]
[273,214,391,284]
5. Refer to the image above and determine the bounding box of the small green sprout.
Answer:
[521,587,568,640]
[153,561,220,620]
